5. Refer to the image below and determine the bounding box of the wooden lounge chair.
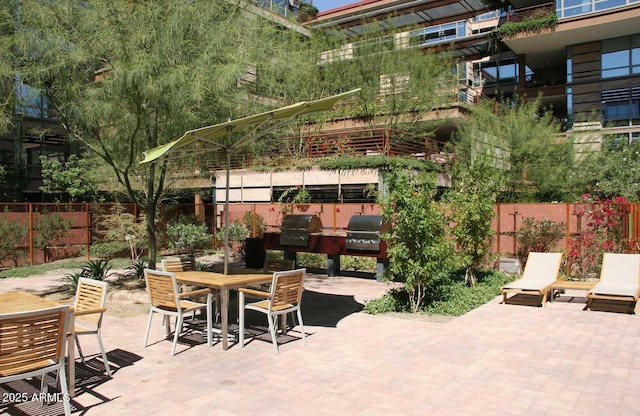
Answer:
[587,253,640,314]
[501,252,563,307]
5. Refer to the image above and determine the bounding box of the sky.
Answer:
[312,0,358,12]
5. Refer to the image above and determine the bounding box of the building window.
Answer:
[601,35,640,79]
[602,87,640,127]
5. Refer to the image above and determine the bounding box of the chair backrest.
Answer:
[600,253,640,284]
[144,269,180,310]
[270,268,306,308]
[75,277,109,325]
[0,305,69,378]
[161,257,196,273]
[263,259,295,273]
[521,252,563,282]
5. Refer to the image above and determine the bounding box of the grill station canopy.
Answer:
[346,215,389,252]
[279,214,323,247]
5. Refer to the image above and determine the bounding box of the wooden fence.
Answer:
[2,201,640,267]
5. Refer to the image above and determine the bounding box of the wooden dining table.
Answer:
[175,270,273,350]
[0,291,76,397]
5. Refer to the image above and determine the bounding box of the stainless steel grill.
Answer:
[279,214,323,247]
[346,215,389,251]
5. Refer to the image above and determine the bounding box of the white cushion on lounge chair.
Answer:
[501,252,563,306]
[588,253,640,306]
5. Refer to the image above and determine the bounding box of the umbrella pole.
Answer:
[224,147,231,275]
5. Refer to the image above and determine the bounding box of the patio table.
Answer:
[0,291,76,397]
[175,270,272,350]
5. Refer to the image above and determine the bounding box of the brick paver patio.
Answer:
[2,271,640,415]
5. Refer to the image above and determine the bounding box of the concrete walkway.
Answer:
[2,272,640,415]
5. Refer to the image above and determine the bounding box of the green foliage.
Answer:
[90,241,130,259]
[93,204,147,260]
[39,154,99,202]
[242,212,267,238]
[318,155,440,172]
[124,257,149,280]
[0,212,29,267]
[454,94,567,202]
[492,9,557,40]
[341,256,376,272]
[0,260,86,278]
[168,222,213,255]
[579,136,640,200]
[422,269,512,316]
[363,288,410,314]
[364,269,511,316]
[16,0,301,268]
[445,156,502,283]
[296,252,325,269]
[382,170,457,313]
[515,217,566,267]
[81,259,113,280]
[278,186,310,204]
[33,211,73,262]
[64,270,85,294]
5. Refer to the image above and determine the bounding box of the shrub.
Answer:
[242,212,266,238]
[363,288,409,314]
[168,222,213,255]
[0,212,29,267]
[296,252,325,269]
[341,256,376,272]
[215,220,249,256]
[93,204,147,260]
[515,217,565,267]
[90,240,130,259]
[33,211,73,262]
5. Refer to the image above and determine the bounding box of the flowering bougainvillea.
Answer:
[567,194,630,279]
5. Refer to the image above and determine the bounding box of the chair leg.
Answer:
[96,330,112,376]
[171,315,183,356]
[267,313,279,355]
[58,364,72,416]
[143,310,154,347]
[206,293,212,348]
[74,335,86,365]
[238,291,245,347]
[297,308,307,345]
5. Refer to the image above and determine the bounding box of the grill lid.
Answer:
[346,215,389,251]
[279,214,323,246]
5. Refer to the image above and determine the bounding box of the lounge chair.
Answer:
[587,253,640,314]
[501,252,563,307]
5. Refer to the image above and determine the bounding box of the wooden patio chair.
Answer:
[587,253,640,313]
[238,268,307,355]
[501,252,563,307]
[73,277,111,376]
[161,257,196,272]
[143,269,213,356]
[263,259,295,273]
[0,305,72,416]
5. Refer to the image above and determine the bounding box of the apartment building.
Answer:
[310,0,640,146]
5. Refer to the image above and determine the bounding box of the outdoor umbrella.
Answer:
[140,88,361,274]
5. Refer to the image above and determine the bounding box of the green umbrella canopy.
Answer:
[140,88,360,274]
[140,89,361,164]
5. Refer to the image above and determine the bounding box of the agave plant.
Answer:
[81,259,112,281]
[124,257,149,280]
